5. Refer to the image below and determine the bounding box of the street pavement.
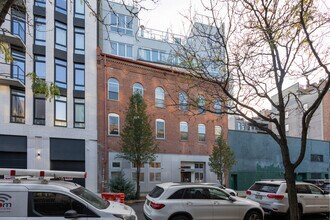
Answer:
[130,201,329,220]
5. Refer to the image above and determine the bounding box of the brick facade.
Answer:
[323,91,330,141]
[97,49,228,185]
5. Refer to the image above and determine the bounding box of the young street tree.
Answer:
[177,0,330,219]
[209,134,236,186]
[117,93,157,199]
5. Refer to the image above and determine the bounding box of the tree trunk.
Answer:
[0,0,14,27]
[135,166,141,199]
[284,163,300,220]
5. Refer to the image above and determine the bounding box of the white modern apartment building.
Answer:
[0,0,98,192]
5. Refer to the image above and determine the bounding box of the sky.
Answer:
[138,0,207,35]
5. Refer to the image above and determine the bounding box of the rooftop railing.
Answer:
[138,27,186,45]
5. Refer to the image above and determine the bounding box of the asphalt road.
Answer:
[130,201,329,220]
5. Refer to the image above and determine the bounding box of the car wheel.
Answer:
[170,215,190,220]
[244,210,263,220]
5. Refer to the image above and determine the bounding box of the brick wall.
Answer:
[323,91,330,141]
[97,51,228,161]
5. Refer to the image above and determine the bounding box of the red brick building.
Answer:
[97,49,228,192]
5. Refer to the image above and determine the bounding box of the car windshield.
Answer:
[71,187,109,209]
[249,183,280,193]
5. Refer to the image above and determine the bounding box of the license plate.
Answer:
[255,195,262,200]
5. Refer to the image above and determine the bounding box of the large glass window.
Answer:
[55,59,67,88]
[34,16,46,46]
[34,97,45,125]
[108,113,119,136]
[108,78,119,100]
[179,92,188,111]
[55,96,67,126]
[35,0,46,7]
[34,55,46,79]
[110,12,133,35]
[180,122,188,141]
[11,10,25,43]
[11,90,25,123]
[74,98,85,128]
[74,63,85,91]
[198,124,206,142]
[198,95,205,114]
[74,0,85,18]
[215,126,222,140]
[55,22,67,51]
[155,87,165,108]
[138,48,166,62]
[111,42,133,58]
[55,0,67,14]
[11,50,25,84]
[74,27,85,54]
[133,83,143,96]
[156,119,165,139]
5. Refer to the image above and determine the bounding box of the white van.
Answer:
[0,168,137,219]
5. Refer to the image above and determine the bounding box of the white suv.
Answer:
[0,168,137,220]
[143,182,264,220]
[246,180,330,218]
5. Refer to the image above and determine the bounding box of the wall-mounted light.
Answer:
[37,151,41,157]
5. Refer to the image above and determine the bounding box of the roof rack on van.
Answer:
[0,168,87,180]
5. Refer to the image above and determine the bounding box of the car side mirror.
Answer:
[228,196,236,202]
[64,210,78,219]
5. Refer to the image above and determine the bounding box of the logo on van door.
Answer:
[0,194,12,210]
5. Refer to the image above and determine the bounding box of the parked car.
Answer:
[143,182,264,220]
[200,182,238,196]
[303,179,330,193]
[0,168,137,219]
[246,180,330,218]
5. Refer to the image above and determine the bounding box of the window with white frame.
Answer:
[198,124,206,142]
[179,91,188,111]
[285,124,289,132]
[108,113,119,136]
[149,161,161,168]
[285,111,289,118]
[215,125,222,140]
[155,87,165,108]
[111,42,133,58]
[214,99,221,115]
[149,172,161,182]
[180,121,188,141]
[156,119,165,139]
[110,12,133,35]
[108,78,119,100]
[133,83,143,96]
[138,48,166,63]
[198,95,205,114]
[132,172,144,182]
[195,172,204,182]
[112,162,121,168]
[132,162,145,168]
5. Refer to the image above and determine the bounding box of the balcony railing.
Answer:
[11,64,25,84]
[12,19,26,43]
[0,63,25,88]
[138,27,185,45]
[0,18,26,48]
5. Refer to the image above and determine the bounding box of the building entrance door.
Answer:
[181,172,191,182]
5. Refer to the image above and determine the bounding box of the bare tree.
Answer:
[175,0,330,219]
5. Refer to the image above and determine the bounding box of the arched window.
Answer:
[215,125,222,140]
[198,124,206,142]
[179,91,188,111]
[156,119,165,139]
[108,78,119,100]
[155,87,165,108]
[214,99,221,115]
[198,95,205,114]
[108,113,120,136]
[133,83,144,96]
[180,121,188,141]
